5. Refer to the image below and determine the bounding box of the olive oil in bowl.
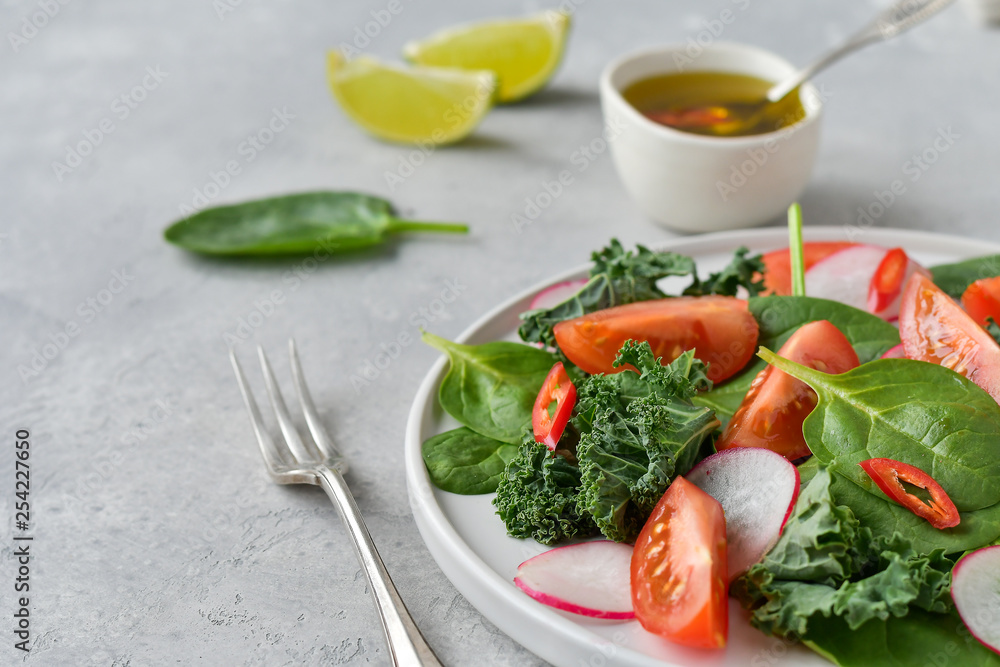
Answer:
[622,71,807,137]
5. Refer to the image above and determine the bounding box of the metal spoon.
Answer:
[663,0,956,136]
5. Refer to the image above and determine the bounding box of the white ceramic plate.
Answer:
[404,226,1000,667]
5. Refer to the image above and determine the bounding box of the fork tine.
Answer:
[256,344,321,463]
[229,348,292,472]
[288,339,342,464]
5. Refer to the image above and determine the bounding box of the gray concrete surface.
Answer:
[1,0,997,664]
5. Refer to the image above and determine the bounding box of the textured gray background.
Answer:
[1,0,997,665]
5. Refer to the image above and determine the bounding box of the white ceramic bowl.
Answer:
[600,42,823,233]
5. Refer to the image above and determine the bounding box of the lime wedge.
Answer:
[327,52,496,145]
[403,10,571,103]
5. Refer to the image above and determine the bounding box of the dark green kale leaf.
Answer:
[733,468,955,641]
[574,343,719,543]
[492,429,597,545]
[518,239,695,349]
[683,246,766,297]
[518,240,767,350]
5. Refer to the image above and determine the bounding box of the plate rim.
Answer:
[403,226,1000,667]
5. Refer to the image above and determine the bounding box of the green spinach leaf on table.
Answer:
[421,427,517,495]
[493,430,597,545]
[422,332,558,444]
[759,351,1000,512]
[164,191,468,255]
[930,254,1000,298]
[693,296,901,424]
[574,344,719,543]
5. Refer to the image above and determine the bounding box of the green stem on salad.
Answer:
[787,203,806,297]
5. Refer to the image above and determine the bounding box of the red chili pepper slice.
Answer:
[868,247,909,313]
[859,458,960,529]
[532,362,577,451]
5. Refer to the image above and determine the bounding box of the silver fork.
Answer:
[230,339,443,667]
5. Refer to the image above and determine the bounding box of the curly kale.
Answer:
[732,468,955,641]
[683,246,766,297]
[517,239,764,350]
[518,240,695,349]
[492,430,597,545]
[573,344,719,543]
[493,341,719,545]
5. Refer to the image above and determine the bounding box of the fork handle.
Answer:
[317,466,444,667]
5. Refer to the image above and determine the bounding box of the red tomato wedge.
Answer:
[962,276,1000,328]
[552,296,758,383]
[900,273,1000,403]
[716,320,859,460]
[859,458,960,529]
[631,476,728,649]
[868,247,909,313]
[532,362,576,450]
[761,242,857,296]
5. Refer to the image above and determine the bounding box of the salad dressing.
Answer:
[622,71,807,137]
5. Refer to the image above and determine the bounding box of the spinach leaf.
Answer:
[421,427,517,495]
[518,239,695,348]
[164,191,468,255]
[930,254,1000,298]
[574,345,719,543]
[682,246,766,297]
[829,470,1000,556]
[694,296,900,423]
[422,332,558,444]
[801,608,1000,667]
[759,351,1000,512]
[493,431,597,544]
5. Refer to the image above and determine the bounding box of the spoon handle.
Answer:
[767,0,956,103]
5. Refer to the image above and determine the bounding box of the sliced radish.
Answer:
[514,541,635,619]
[529,279,589,310]
[686,448,800,580]
[881,343,906,359]
[951,546,1000,656]
[867,248,931,321]
[805,245,889,312]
